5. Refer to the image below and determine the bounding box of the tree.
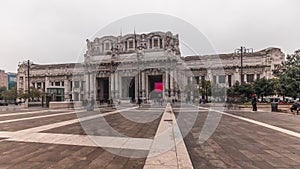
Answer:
[184,82,198,102]
[1,86,18,101]
[0,86,7,100]
[227,81,240,97]
[227,81,254,102]
[274,50,300,99]
[253,77,276,100]
[211,83,226,101]
[30,87,42,100]
[199,80,211,101]
[17,88,28,101]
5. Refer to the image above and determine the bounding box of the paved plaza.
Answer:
[0,103,299,168]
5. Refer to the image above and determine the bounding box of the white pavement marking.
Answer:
[0,107,156,151]
[6,132,152,150]
[0,111,75,124]
[0,108,71,117]
[17,107,137,133]
[144,103,193,169]
[199,106,300,139]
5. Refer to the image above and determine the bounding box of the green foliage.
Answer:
[17,87,42,101]
[30,87,42,99]
[199,80,211,97]
[198,80,212,101]
[1,86,18,101]
[227,81,254,101]
[17,88,28,100]
[274,50,300,99]
[211,83,226,98]
[252,77,276,99]
[0,86,7,100]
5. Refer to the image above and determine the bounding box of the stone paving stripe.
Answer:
[0,111,75,124]
[0,108,73,117]
[0,131,15,138]
[6,132,153,150]
[144,103,194,169]
[16,107,137,133]
[199,106,300,140]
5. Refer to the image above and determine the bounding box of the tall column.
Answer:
[135,75,138,100]
[71,81,75,101]
[84,73,89,101]
[174,70,178,99]
[234,68,240,83]
[142,72,145,98]
[164,71,169,98]
[110,73,114,99]
[119,73,122,98]
[115,71,119,99]
[64,78,69,100]
[41,81,44,91]
[170,71,174,97]
[145,73,148,99]
[190,76,193,101]
[92,73,96,100]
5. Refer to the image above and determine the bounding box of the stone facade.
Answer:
[17,31,285,102]
[0,70,8,89]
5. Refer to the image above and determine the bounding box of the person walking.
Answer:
[252,94,257,111]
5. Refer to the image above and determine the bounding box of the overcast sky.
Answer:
[0,0,299,72]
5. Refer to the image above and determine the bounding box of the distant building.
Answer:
[17,31,285,102]
[8,72,17,90]
[0,70,8,89]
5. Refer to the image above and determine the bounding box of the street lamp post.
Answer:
[137,55,140,107]
[235,46,253,83]
[27,60,30,101]
[168,58,171,98]
[136,46,144,107]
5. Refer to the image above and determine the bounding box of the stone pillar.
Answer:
[45,77,49,90]
[64,78,69,101]
[173,70,178,99]
[119,73,122,98]
[115,71,119,99]
[190,76,193,102]
[41,81,44,91]
[145,74,149,99]
[234,68,240,83]
[135,75,138,100]
[92,73,97,100]
[110,73,114,99]
[142,72,145,98]
[71,81,75,101]
[79,79,82,101]
[170,71,174,97]
[84,73,89,101]
[165,71,169,98]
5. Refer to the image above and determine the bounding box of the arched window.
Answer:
[105,42,110,50]
[152,36,162,48]
[128,39,134,49]
[153,38,159,47]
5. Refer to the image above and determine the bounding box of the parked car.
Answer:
[0,102,8,106]
[290,103,300,115]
